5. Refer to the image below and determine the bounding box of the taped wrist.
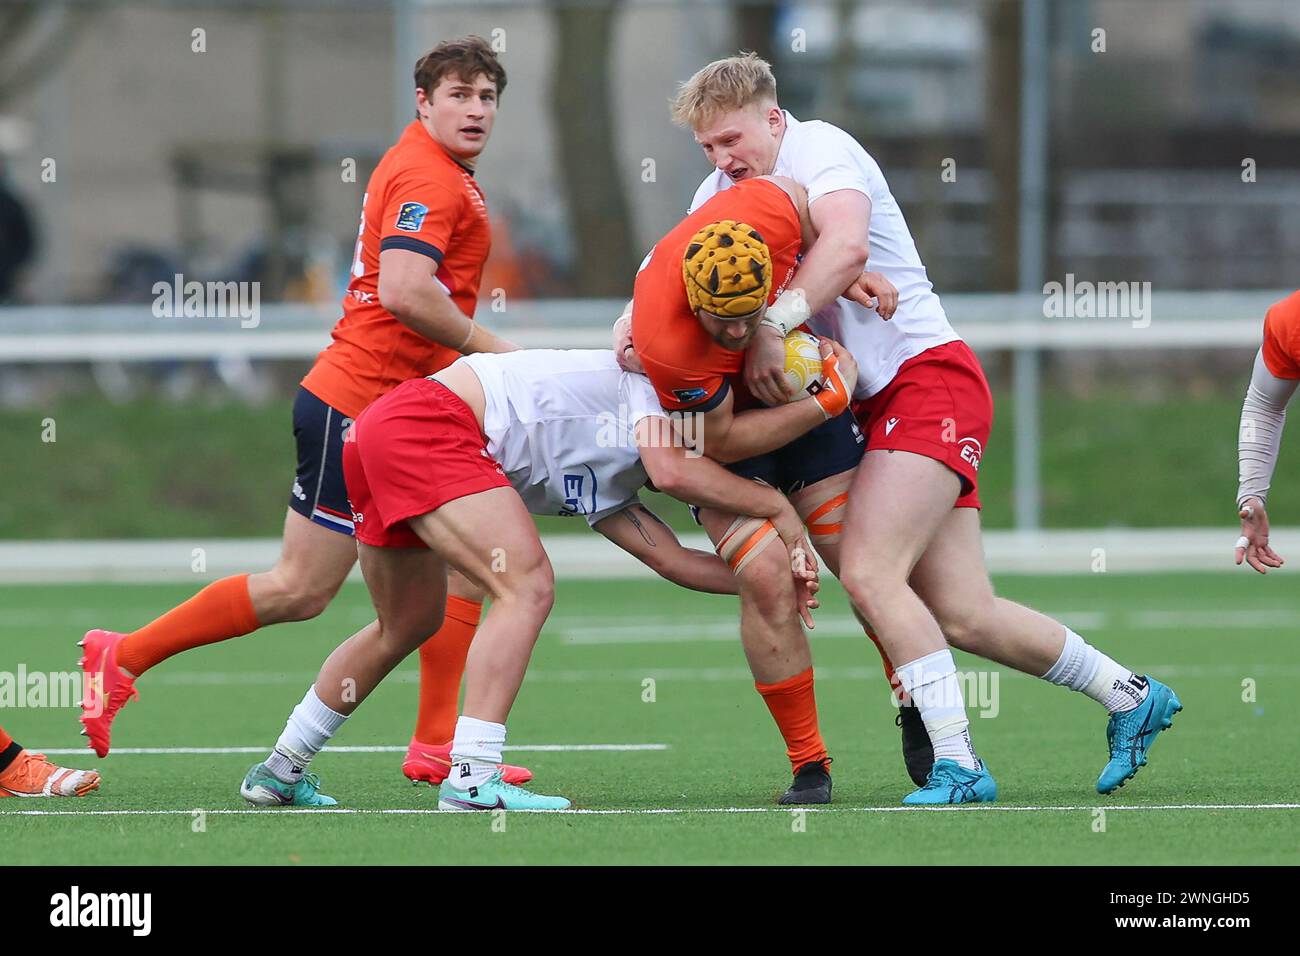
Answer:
[813,356,850,419]
[760,290,810,338]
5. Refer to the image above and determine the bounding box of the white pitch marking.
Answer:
[31,743,669,756]
[4,804,1299,817]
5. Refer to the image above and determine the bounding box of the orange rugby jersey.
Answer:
[301,121,491,418]
[631,177,801,412]
[1261,289,1300,379]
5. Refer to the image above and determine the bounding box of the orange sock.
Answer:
[862,623,908,704]
[755,666,829,773]
[117,574,260,677]
[412,596,483,745]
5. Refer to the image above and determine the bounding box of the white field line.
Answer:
[32,743,669,756]
[4,804,1299,817]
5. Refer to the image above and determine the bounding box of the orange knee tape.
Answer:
[804,492,849,537]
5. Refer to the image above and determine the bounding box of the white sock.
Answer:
[895,649,980,771]
[1042,627,1150,714]
[265,686,348,783]
[450,715,506,790]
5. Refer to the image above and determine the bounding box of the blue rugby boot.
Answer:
[240,762,337,807]
[1097,677,1182,794]
[902,758,997,805]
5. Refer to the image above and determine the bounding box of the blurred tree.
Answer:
[734,0,778,63]
[549,0,636,296]
[986,0,1022,291]
[0,2,98,111]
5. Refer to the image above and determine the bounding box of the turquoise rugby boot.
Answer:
[240,762,338,807]
[902,758,997,806]
[1097,677,1182,794]
[438,770,571,811]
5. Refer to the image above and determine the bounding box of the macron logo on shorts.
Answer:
[885,417,900,436]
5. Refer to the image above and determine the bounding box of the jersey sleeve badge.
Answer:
[394,201,430,232]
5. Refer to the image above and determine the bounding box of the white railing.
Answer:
[0,290,1285,531]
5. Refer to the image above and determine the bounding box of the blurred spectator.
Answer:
[0,166,34,302]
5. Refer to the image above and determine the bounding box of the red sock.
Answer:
[755,667,829,773]
[412,596,482,745]
[117,574,260,676]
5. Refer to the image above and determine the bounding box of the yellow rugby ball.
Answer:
[783,330,824,402]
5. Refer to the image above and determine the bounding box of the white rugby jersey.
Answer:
[688,111,959,398]
[452,349,664,526]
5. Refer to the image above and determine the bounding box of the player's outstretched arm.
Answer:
[378,248,518,355]
[636,415,818,583]
[593,503,738,595]
[1236,348,1298,572]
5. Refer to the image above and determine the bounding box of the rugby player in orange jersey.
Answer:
[1236,289,1300,572]
[79,37,531,786]
[631,174,865,803]
[0,723,99,798]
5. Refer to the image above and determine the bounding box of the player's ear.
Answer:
[767,104,783,134]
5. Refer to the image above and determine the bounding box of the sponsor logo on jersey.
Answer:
[673,386,709,404]
[394,201,429,232]
[560,465,598,515]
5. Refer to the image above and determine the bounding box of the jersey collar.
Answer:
[406,120,478,177]
[772,109,800,175]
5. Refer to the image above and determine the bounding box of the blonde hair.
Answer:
[670,52,777,129]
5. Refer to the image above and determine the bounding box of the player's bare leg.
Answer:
[909,507,1182,794]
[789,471,935,787]
[81,508,358,758]
[245,487,567,809]
[699,506,832,805]
[242,542,447,807]
[401,490,566,809]
[247,508,361,623]
[403,567,532,786]
[314,545,449,713]
[838,449,996,804]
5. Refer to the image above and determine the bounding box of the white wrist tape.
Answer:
[759,290,810,337]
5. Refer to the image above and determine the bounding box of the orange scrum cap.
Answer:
[681,219,773,319]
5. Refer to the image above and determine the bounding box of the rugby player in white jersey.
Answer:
[240,349,831,809]
[641,53,1184,803]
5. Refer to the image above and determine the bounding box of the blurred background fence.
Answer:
[1,0,1298,544]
